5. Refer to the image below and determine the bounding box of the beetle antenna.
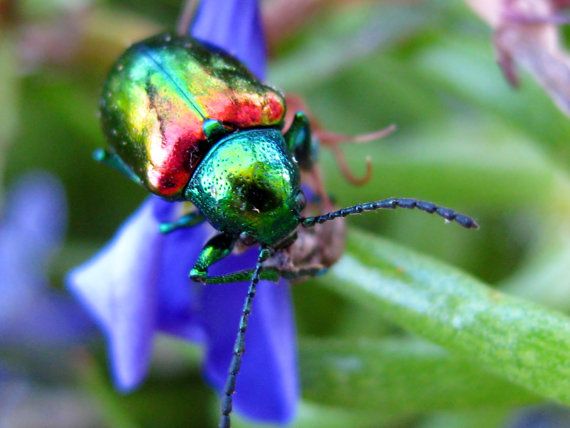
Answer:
[300,197,478,229]
[219,247,271,428]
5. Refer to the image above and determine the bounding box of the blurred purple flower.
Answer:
[0,172,92,348]
[467,0,570,116]
[67,0,298,424]
[507,405,570,428]
[191,0,266,79]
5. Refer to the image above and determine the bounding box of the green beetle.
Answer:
[96,32,478,428]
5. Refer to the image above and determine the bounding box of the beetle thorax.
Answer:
[186,128,302,246]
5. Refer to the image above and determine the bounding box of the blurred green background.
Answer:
[4,0,570,427]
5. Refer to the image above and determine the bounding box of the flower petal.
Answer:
[200,247,298,423]
[467,0,570,116]
[0,293,94,347]
[508,405,570,428]
[3,171,66,249]
[0,172,92,346]
[0,172,66,301]
[155,203,210,341]
[190,0,267,79]
[67,198,161,391]
[150,198,299,421]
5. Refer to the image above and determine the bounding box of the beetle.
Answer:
[96,32,478,428]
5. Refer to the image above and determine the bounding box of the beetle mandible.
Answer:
[96,32,478,428]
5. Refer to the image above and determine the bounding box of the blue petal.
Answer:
[190,0,267,80]
[0,172,66,300]
[155,200,299,422]
[201,248,298,423]
[508,405,570,428]
[67,199,161,391]
[154,201,210,341]
[0,367,28,422]
[68,198,215,389]
[0,293,94,347]
[0,172,92,346]
[3,171,66,250]
[69,194,298,421]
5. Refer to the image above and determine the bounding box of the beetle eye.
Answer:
[295,190,307,211]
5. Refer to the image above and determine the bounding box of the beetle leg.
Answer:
[190,267,281,284]
[159,210,205,234]
[192,266,327,285]
[93,148,142,185]
[284,111,317,171]
[281,266,328,280]
[189,233,237,282]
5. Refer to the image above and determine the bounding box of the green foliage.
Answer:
[322,230,570,405]
[5,0,570,426]
[300,337,537,415]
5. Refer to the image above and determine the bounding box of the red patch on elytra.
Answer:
[204,89,285,128]
[147,125,206,197]
[267,93,285,122]
[146,87,285,198]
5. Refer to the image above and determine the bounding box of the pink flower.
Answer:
[468,0,570,115]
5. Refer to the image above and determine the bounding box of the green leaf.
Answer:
[415,36,570,167]
[81,347,213,428]
[233,402,378,428]
[317,228,570,404]
[0,34,18,199]
[299,337,537,416]
[292,402,378,428]
[419,408,512,428]
[270,5,432,91]
[501,224,570,312]
[80,355,138,428]
[318,119,565,212]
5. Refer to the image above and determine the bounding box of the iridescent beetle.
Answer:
[97,32,478,428]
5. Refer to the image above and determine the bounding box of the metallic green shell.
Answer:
[100,32,285,199]
[186,129,301,246]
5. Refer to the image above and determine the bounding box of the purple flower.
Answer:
[467,0,570,116]
[67,0,299,424]
[0,172,92,348]
[191,0,266,79]
[507,405,570,428]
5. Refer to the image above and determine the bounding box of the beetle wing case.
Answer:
[100,32,285,199]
